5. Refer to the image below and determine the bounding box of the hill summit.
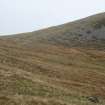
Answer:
[3,12,105,49]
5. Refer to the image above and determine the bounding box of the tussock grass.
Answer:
[0,12,105,105]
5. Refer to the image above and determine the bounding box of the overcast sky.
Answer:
[0,0,105,35]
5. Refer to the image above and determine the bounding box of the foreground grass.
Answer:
[0,42,105,105]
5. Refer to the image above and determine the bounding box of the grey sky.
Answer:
[0,0,105,35]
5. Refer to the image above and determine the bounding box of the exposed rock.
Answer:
[87,96,99,103]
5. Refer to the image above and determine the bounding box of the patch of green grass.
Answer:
[0,74,70,97]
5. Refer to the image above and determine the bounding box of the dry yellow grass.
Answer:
[0,12,105,105]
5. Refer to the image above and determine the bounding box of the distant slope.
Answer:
[2,12,105,49]
[0,13,105,105]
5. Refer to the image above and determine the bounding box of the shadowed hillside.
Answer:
[0,12,105,105]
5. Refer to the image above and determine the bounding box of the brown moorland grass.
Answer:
[0,12,105,105]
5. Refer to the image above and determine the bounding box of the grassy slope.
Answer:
[0,13,105,105]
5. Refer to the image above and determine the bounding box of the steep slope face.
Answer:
[0,13,105,105]
[2,12,105,49]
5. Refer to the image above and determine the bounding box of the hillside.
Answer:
[0,12,105,105]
